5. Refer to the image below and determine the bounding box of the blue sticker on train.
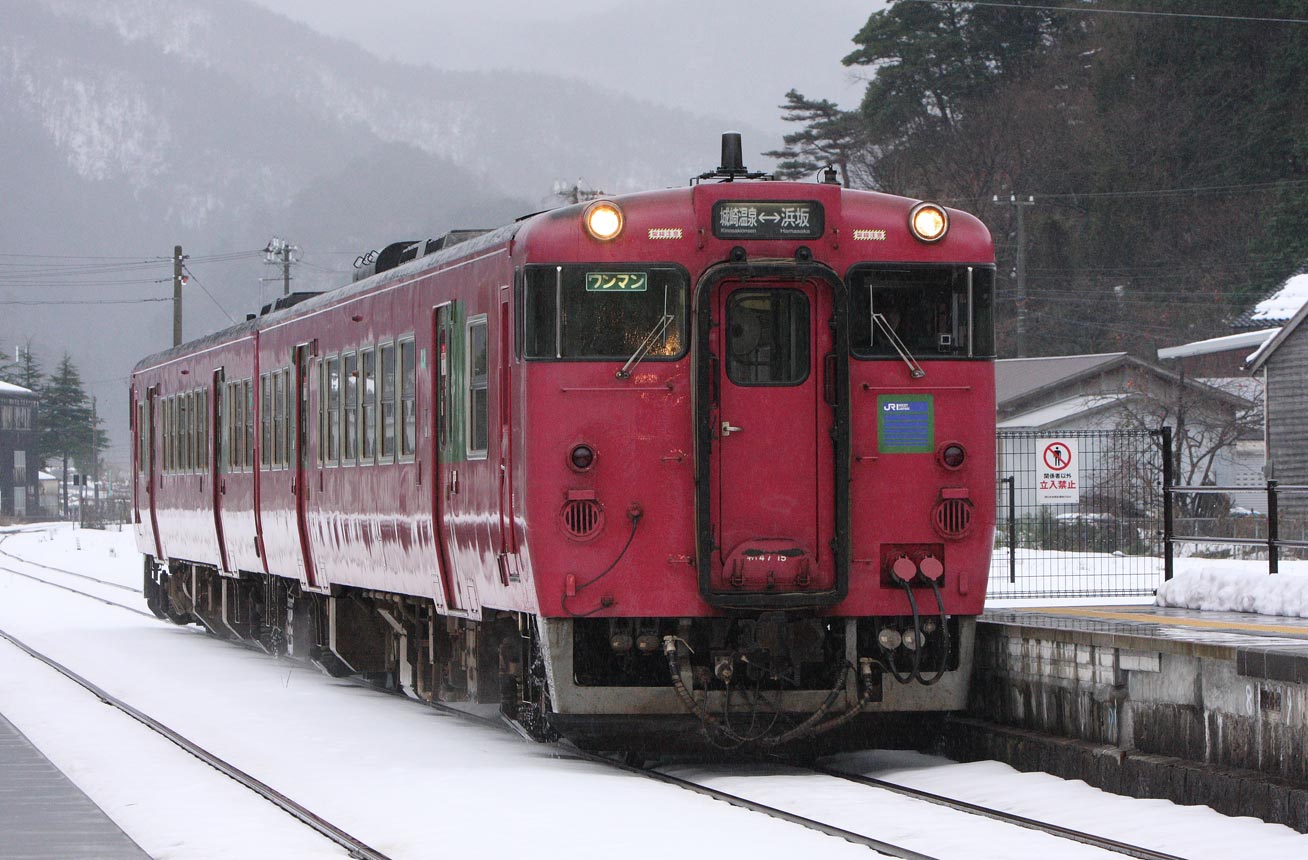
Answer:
[877,394,934,453]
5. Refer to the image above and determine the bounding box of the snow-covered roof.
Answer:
[0,380,34,395]
[1249,272,1308,324]
[996,393,1131,429]
[1157,328,1279,361]
[38,471,56,481]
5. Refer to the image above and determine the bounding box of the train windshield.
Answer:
[848,265,995,359]
[522,265,688,361]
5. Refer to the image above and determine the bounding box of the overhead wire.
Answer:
[905,0,1308,26]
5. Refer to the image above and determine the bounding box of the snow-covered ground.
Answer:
[1,524,1306,859]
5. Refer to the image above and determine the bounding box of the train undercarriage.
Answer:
[143,556,972,751]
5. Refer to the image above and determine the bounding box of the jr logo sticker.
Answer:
[877,394,934,453]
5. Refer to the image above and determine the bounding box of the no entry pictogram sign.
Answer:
[1036,437,1080,504]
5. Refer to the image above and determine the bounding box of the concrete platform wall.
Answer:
[955,619,1308,830]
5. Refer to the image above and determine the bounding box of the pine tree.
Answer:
[39,354,96,519]
[763,90,863,185]
[0,344,18,386]
[15,341,42,393]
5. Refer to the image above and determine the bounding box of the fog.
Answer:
[243,0,878,145]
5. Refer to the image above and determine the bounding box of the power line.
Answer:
[182,265,237,323]
[907,1,1308,26]
[0,298,170,306]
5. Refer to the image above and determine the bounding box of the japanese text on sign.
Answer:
[1036,437,1080,504]
[585,272,648,292]
[711,200,825,239]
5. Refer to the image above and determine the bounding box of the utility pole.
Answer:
[993,195,1035,357]
[92,396,100,523]
[172,244,187,347]
[264,237,299,297]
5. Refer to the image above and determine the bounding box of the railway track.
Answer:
[0,534,1214,860]
[0,624,392,860]
[807,762,1187,860]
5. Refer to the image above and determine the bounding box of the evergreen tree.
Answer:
[0,344,18,386]
[16,342,42,392]
[39,354,96,519]
[763,90,863,185]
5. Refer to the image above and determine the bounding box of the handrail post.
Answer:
[1268,478,1279,575]
[1003,476,1017,584]
[1161,426,1174,582]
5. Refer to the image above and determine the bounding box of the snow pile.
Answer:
[1156,564,1308,617]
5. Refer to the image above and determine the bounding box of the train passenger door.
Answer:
[211,368,231,573]
[433,304,472,615]
[146,385,163,559]
[294,343,320,589]
[496,287,520,585]
[700,273,847,607]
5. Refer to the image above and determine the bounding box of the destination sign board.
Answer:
[711,200,825,240]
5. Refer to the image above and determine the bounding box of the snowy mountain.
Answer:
[0,0,762,463]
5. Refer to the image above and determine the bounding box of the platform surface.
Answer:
[0,713,151,860]
[981,604,1308,682]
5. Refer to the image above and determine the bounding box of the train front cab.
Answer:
[522,187,996,747]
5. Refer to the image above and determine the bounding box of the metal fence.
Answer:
[1164,477,1308,576]
[990,428,1166,599]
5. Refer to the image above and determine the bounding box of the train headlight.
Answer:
[909,202,948,243]
[584,201,624,241]
[877,628,903,650]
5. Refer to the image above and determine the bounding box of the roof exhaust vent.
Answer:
[720,132,745,175]
[696,132,771,183]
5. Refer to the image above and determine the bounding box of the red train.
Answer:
[131,136,995,749]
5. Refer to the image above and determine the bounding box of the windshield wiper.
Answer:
[616,314,675,379]
[872,312,926,379]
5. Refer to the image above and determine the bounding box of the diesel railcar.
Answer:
[131,136,996,748]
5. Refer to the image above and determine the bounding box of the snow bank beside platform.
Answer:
[1156,562,1308,617]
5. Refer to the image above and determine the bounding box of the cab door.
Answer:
[698,270,847,608]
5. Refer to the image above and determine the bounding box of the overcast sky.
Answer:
[243,0,880,148]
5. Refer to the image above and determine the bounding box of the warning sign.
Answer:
[1036,438,1079,504]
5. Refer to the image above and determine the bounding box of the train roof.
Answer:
[133,223,521,374]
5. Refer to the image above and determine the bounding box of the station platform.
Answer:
[0,713,151,859]
[952,604,1308,831]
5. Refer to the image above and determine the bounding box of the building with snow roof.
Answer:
[0,380,39,518]
[997,353,1262,511]
[1245,287,1308,517]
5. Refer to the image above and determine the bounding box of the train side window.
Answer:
[260,374,271,467]
[523,265,688,361]
[162,398,170,473]
[380,343,397,462]
[343,352,358,464]
[244,379,254,472]
[284,366,295,469]
[326,355,341,466]
[467,317,489,457]
[199,390,208,471]
[181,394,192,473]
[266,371,279,465]
[360,348,376,463]
[849,265,995,359]
[136,402,145,475]
[399,337,416,459]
